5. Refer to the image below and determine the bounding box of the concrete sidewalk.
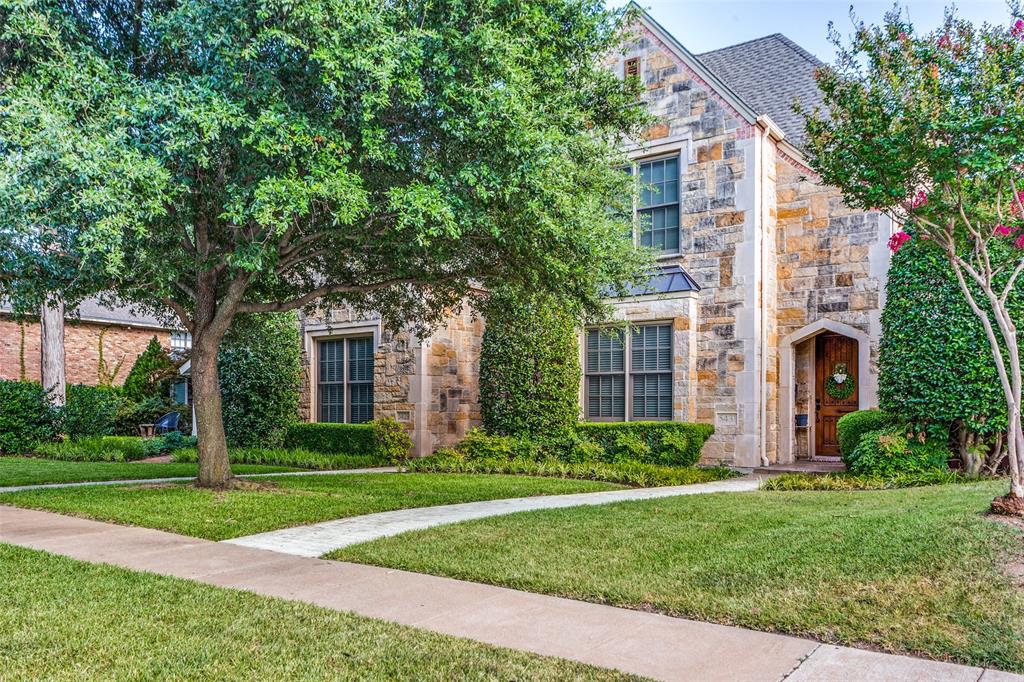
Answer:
[2,505,1018,682]
[0,466,398,494]
[225,475,762,556]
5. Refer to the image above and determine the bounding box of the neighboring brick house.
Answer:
[293,8,895,466]
[0,297,185,388]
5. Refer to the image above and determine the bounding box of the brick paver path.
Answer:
[1,505,1018,682]
[224,475,763,556]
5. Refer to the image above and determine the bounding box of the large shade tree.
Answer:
[802,6,1024,511]
[0,0,649,487]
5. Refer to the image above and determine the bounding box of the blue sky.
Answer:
[619,1,1015,61]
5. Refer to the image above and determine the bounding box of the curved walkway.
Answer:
[0,467,399,494]
[223,474,762,557]
[2,505,1017,682]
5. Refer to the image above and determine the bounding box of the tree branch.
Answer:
[236,277,435,314]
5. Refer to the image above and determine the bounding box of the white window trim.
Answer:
[305,322,380,424]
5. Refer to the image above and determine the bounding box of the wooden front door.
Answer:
[815,333,859,458]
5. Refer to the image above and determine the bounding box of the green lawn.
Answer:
[0,473,620,540]
[332,481,1024,672]
[0,456,299,487]
[0,544,635,681]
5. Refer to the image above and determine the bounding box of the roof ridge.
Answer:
[696,33,786,56]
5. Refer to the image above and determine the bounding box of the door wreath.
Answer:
[825,362,855,400]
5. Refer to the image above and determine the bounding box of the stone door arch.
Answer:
[778,319,875,463]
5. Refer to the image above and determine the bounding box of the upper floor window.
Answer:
[171,331,192,353]
[637,155,680,254]
[624,57,640,79]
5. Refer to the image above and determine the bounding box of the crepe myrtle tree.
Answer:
[801,5,1024,512]
[0,0,651,488]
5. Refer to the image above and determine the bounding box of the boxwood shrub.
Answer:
[836,409,895,459]
[282,418,411,463]
[576,421,715,467]
[846,426,950,477]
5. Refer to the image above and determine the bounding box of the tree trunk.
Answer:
[190,339,233,488]
[40,299,66,406]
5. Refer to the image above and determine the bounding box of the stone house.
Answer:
[284,8,893,467]
[0,297,187,391]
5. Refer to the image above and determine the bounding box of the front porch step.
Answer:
[752,460,846,475]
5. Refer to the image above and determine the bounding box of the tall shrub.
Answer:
[480,290,581,440]
[62,384,120,439]
[0,380,56,453]
[122,337,177,402]
[218,313,302,447]
[879,240,1014,471]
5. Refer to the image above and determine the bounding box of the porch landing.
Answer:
[753,460,846,475]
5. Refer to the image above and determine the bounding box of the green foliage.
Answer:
[122,338,177,403]
[283,422,376,456]
[0,380,56,454]
[406,449,738,488]
[836,409,896,459]
[576,422,715,467]
[456,429,523,461]
[371,417,413,464]
[218,313,302,447]
[847,426,950,477]
[760,470,986,491]
[171,447,383,471]
[284,420,407,460]
[61,384,120,439]
[480,290,581,440]
[34,436,148,462]
[114,396,189,436]
[880,241,1012,437]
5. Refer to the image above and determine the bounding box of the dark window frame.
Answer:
[635,154,681,255]
[317,335,375,424]
[585,328,626,421]
[584,323,674,422]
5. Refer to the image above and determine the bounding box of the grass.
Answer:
[332,480,1024,672]
[0,544,635,681]
[405,454,738,487]
[171,446,387,470]
[0,472,621,540]
[0,456,298,487]
[760,470,987,491]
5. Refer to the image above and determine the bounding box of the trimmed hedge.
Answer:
[0,380,56,453]
[836,409,894,459]
[172,447,384,470]
[576,421,715,467]
[406,449,737,488]
[282,419,411,463]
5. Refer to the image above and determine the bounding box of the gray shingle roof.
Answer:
[697,34,824,145]
[0,295,172,329]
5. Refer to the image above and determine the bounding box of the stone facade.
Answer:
[0,315,170,386]
[294,12,893,465]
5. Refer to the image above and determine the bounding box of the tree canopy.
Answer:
[802,4,1024,503]
[0,0,651,485]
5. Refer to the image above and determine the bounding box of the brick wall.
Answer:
[0,315,170,386]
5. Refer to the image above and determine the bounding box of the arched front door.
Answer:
[815,333,859,458]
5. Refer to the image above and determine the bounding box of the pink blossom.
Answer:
[888,231,911,253]
[1012,19,1024,39]
[906,190,929,210]
[898,31,909,42]
[937,34,952,49]
[1011,190,1024,215]
[995,223,1014,237]
[1015,233,1024,249]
